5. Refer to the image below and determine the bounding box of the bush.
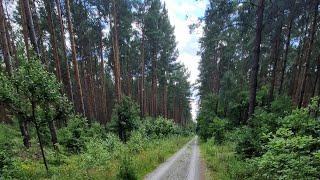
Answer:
[237,109,281,158]
[252,128,320,179]
[0,150,12,177]
[58,116,88,153]
[109,96,140,142]
[269,95,293,117]
[236,127,264,158]
[198,114,227,143]
[79,138,112,168]
[142,117,180,138]
[117,156,138,180]
[247,104,320,179]
[127,131,147,154]
[197,94,218,140]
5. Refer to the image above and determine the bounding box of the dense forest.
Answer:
[197,0,320,179]
[0,0,194,179]
[1,0,320,179]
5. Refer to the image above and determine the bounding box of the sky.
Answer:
[162,0,208,121]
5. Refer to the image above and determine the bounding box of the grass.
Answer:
[200,138,248,180]
[0,123,191,179]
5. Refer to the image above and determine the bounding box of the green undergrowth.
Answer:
[0,122,191,180]
[200,138,249,180]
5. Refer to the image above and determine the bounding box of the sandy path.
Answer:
[145,136,203,180]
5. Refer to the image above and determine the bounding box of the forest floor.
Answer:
[145,136,205,180]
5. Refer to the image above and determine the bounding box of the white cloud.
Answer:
[162,0,207,121]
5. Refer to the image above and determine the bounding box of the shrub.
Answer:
[269,95,293,117]
[252,128,320,179]
[0,150,11,177]
[80,138,112,168]
[237,109,280,158]
[249,104,320,179]
[58,116,87,153]
[86,122,107,139]
[236,127,264,158]
[109,96,140,142]
[117,156,137,180]
[197,94,218,140]
[142,117,179,138]
[127,131,146,154]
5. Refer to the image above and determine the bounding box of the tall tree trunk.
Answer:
[19,0,31,60]
[0,0,12,76]
[151,48,158,117]
[279,16,293,94]
[55,0,73,102]
[298,1,318,108]
[248,0,265,118]
[111,0,122,102]
[44,0,62,82]
[99,25,107,125]
[22,0,39,54]
[65,0,85,114]
[268,23,282,104]
[312,55,320,96]
[3,6,18,68]
[140,31,146,117]
[163,83,168,118]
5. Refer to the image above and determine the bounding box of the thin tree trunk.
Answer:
[151,48,158,117]
[111,0,121,102]
[22,0,39,54]
[55,0,73,102]
[19,119,31,148]
[248,0,265,118]
[268,23,282,104]
[19,0,30,60]
[312,55,320,96]
[140,31,145,117]
[163,83,168,118]
[0,0,12,75]
[44,0,62,82]
[32,101,48,172]
[99,24,107,125]
[48,120,58,149]
[3,4,18,68]
[279,16,293,94]
[65,0,85,114]
[298,1,318,108]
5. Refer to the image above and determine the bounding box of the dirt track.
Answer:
[145,136,204,180]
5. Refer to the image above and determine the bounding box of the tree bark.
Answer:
[65,0,85,114]
[140,30,146,117]
[312,55,320,96]
[111,0,122,102]
[279,15,293,94]
[248,0,265,118]
[48,120,58,149]
[99,24,107,125]
[151,48,158,118]
[268,22,282,104]
[31,101,48,172]
[55,0,73,103]
[0,0,12,76]
[19,120,31,148]
[44,0,62,82]
[19,0,30,60]
[22,0,39,54]
[298,1,318,108]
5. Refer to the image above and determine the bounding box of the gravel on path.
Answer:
[145,136,203,180]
